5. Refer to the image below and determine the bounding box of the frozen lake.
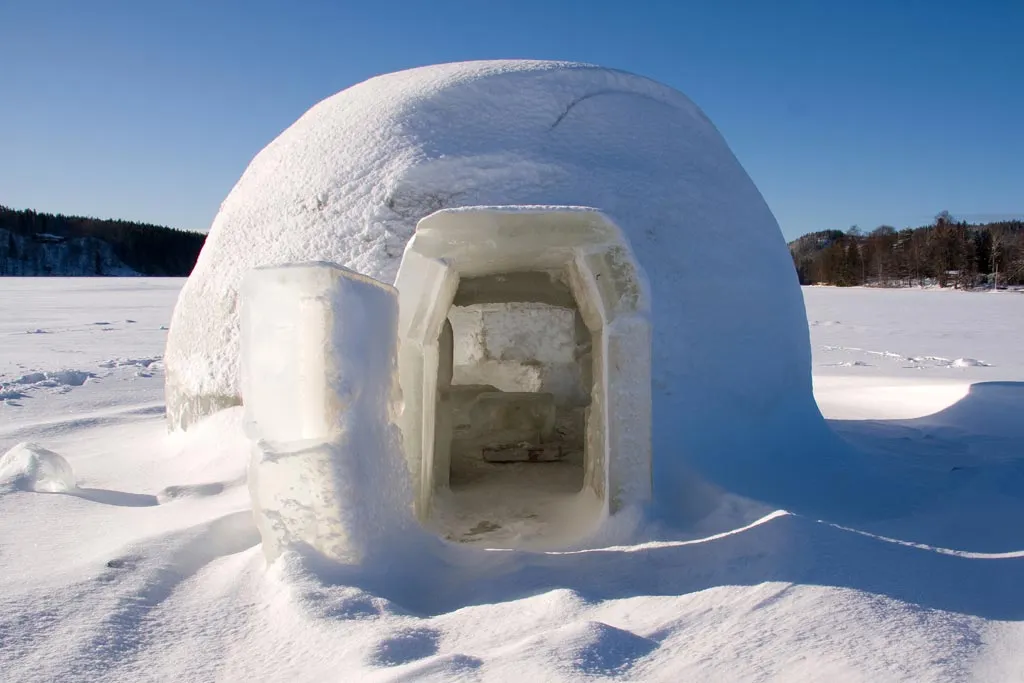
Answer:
[1,279,1022,682]
[3,279,1020,425]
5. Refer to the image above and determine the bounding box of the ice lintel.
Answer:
[411,207,625,278]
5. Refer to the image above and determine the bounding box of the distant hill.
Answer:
[0,205,205,276]
[789,213,1024,288]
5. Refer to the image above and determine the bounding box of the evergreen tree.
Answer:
[788,215,1024,288]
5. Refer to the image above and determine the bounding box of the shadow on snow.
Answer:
[301,381,1024,622]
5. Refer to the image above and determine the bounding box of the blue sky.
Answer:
[2,0,1021,240]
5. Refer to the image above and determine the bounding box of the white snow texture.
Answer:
[3,281,1024,681]
[165,59,822,515]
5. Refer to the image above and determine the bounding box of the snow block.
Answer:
[454,391,557,449]
[240,262,414,565]
[448,302,583,398]
[0,442,77,493]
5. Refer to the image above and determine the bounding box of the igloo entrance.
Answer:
[438,276,593,545]
[395,207,652,548]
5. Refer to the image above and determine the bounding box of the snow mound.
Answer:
[98,356,162,370]
[952,357,990,368]
[0,368,97,402]
[0,442,76,493]
[12,369,94,387]
[491,620,658,677]
[0,388,28,401]
[821,344,995,372]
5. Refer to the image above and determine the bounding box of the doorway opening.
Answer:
[395,207,652,549]
[435,272,594,545]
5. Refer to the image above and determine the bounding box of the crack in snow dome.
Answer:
[165,60,818,558]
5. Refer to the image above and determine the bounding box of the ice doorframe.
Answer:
[394,207,653,524]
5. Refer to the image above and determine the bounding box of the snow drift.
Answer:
[5,280,1024,680]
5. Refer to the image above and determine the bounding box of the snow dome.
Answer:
[166,60,822,548]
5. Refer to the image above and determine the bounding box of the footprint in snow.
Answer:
[511,621,659,677]
[156,481,227,504]
[369,626,442,667]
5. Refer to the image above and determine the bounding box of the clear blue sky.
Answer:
[2,0,1021,240]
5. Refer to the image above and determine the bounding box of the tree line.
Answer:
[790,212,1024,288]
[0,205,206,276]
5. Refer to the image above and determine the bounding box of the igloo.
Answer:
[166,60,821,555]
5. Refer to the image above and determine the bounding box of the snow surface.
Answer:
[3,279,1024,681]
[0,278,178,434]
[164,61,816,518]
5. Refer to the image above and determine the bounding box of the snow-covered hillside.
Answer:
[0,229,138,276]
[1,281,1022,682]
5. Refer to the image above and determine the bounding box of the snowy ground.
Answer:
[1,280,1022,682]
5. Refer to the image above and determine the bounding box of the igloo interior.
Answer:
[395,207,652,547]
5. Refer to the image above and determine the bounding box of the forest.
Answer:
[790,213,1024,288]
[0,206,205,276]
[3,204,1022,287]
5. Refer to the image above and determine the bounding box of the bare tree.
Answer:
[990,225,1015,290]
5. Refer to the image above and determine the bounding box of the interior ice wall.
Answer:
[448,302,585,402]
